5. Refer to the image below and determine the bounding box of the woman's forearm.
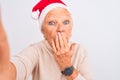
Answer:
[0,20,10,70]
[0,14,16,80]
[67,69,79,80]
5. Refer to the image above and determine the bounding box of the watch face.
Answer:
[62,66,74,76]
[64,68,73,76]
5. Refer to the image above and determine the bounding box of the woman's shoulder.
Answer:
[70,41,87,51]
[28,40,45,48]
[70,41,88,57]
[25,40,50,52]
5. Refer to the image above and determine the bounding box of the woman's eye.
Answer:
[48,21,55,26]
[63,20,70,25]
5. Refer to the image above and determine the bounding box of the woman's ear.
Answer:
[41,27,47,39]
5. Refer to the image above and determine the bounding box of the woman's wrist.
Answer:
[66,69,79,80]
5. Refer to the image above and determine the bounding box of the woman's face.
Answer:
[42,8,73,45]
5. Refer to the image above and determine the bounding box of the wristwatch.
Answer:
[61,65,74,76]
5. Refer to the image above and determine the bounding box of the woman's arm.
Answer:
[0,7,16,80]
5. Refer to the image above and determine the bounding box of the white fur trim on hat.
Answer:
[32,10,40,20]
[38,3,70,28]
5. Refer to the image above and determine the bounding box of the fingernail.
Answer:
[61,32,63,35]
[59,32,61,36]
[56,33,58,37]
[57,32,59,36]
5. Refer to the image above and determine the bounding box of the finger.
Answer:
[55,34,60,51]
[58,32,64,49]
[61,32,68,48]
[51,40,57,53]
[69,43,76,56]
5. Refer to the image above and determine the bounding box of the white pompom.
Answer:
[31,10,39,20]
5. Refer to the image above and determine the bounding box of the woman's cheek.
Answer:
[47,32,54,40]
[66,32,72,42]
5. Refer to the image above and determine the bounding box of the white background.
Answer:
[0,0,120,80]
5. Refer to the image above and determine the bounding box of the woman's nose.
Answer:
[57,24,65,32]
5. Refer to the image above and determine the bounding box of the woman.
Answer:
[0,0,93,80]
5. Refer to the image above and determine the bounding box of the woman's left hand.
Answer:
[51,32,76,70]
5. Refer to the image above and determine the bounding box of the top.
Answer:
[11,40,93,80]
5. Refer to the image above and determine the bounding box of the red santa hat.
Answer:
[32,0,69,28]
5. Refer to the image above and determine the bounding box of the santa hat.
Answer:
[32,0,69,28]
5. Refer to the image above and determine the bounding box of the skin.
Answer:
[42,8,73,69]
[0,8,16,80]
[0,7,78,80]
[41,8,72,45]
[42,8,78,79]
